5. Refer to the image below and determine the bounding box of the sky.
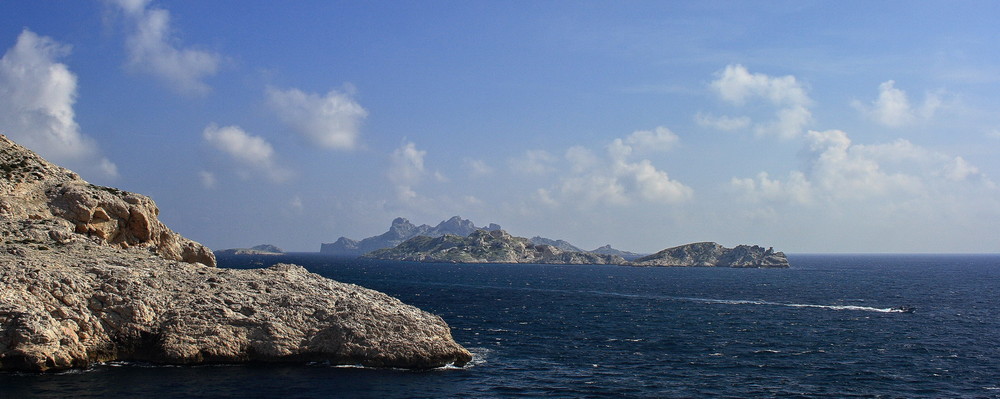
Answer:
[2,1,999,253]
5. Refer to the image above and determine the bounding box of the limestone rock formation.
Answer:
[321,216,502,256]
[365,229,625,265]
[631,242,789,268]
[0,136,471,371]
[0,136,214,266]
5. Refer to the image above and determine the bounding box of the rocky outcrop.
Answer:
[590,245,647,261]
[0,136,471,371]
[321,216,502,256]
[631,242,789,268]
[365,229,625,265]
[215,244,284,256]
[529,236,584,253]
[0,137,214,266]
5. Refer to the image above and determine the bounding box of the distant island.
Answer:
[363,228,789,268]
[215,244,285,256]
[323,216,644,261]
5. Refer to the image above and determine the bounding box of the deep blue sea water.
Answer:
[3,254,1000,398]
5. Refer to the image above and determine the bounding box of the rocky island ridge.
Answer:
[365,228,789,268]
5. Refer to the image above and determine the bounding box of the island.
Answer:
[215,244,285,256]
[0,135,471,372]
[364,229,789,268]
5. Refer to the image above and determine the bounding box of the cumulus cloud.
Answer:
[266,86,368,150]
[109,0,221,95]
[620,126,679,153]
[202,123,290,182]
[708,64,812,139]
[198,170,216,189]
[732,129,992,205]
[464,158,494,177]
[540,127,692,207]
[388,140,427,201]
[0,29,118,179]
[509,149,558,175]
[695,112,751,131]
[853,80,942,127]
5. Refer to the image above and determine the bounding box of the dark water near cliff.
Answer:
[4,254,1000,398]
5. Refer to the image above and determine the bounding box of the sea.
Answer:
[3,253,1000,398]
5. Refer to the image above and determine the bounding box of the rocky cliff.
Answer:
[0,135,471,371]
[321,216,502,256]
[631,242,789,268]
[365,229,625,265]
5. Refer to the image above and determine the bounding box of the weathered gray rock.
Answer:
[365,229,625,265]
[631,242,789,268]
[0,135,471,372]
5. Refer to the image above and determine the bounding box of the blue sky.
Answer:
[2,1,999,253]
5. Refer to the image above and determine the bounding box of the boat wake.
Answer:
[584,290,909,313]
[682,297,909,313]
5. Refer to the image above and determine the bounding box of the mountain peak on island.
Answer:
[321,216,502,256]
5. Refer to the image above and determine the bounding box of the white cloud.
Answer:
[708,64,812,139]
[388,140,426,201]
[266,86,368,150]
[202,123,290,182]
[712,64,810,106]
[198,170,216,189]
[509,149,558,175]
[0,29,118,179]
[853,80,943,127]
[565,146,599,173]
[464,158,494,177]
[732,129,992,205]
[109,0,221,95]
[622,126,679,153]
[695,112,751,131]
[542,128,693,207]
[289,195,304,212]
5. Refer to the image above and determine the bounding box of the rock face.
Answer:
[321,216,502,257]
[365,229,625,265]
[0,136,471,371]
[0,137,215,267]
[631,242,789,268]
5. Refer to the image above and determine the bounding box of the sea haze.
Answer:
[4,254,999,398]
